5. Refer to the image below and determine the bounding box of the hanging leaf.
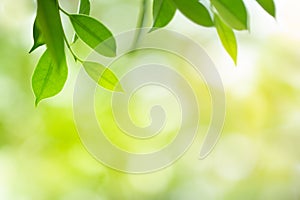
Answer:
[256,0,276,17]
[32,50,68,106]
[173,0,213,27]
[69,14,117,57]
[214,14,237,64]
[151,0,176,31]
[211,0,248,30]
[73,0,91,43]
[36,0,66,68]
[29,17,45,53]
[78,0,91,15]
[83,62,123,92]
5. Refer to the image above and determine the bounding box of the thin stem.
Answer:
[137,0,148,29]
[58,6,70,16]
[62,28,84,63]
[65,35,84,63]
[58,4,83,63]
[132,0,149,48]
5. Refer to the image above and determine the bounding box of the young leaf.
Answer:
[211,0,248,30]
[173,0,213,27]
[214,14,237,64]
[83,62,123,92]
[69,14,117,57]
[36,0,66,68]
[32,50,68,106]
[73,0,91,43]
[152,0,176,30]
[29,18,45,53]
[256,0,276,17]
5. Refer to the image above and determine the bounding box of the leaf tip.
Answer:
[29,45,35,53]
[114,83,124,93]
[230,52,238,66]
[35,98,41,107]
[149,27,158,33]
[233,58,238,66]
[29,44,41,54]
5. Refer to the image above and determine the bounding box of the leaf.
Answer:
[78,0,91,15]
[211,0,248,30]
[32,50,68,106]
[173,0,213,27]
[69,14,116,57]
[36,0,66,68]
[29,17,45,53]
[214,14,237,64]
[151,0,176,30]
[73,0,91,43]
[256,0,276,17]
[83,62,123,92]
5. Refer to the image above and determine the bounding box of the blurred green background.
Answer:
[1,0,300,199]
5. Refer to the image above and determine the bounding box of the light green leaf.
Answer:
[211,0,248,30]
[83,62,123,92]
[73,0,91,43]
[29,17,45,53]
[32,50,68,106]
[69,14,116,57]
[173,0,213,27]
[152,0,176,30]
[256,0,276,17]
[36,0,66,67]
[214,14,237,64]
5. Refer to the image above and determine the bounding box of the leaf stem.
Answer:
[58,6,70,16]
[58,4,84,63]
[132,0,150,48]
[63,32,84,63]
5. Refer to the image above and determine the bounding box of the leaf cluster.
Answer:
[30,0,121,105]
[30,0,276,104]
[152,0,276,64]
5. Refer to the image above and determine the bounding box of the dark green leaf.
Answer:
[69,14,117,57]
[32,50,68,106]
[73,0,91,43]
[214,14,237,64]
[152,0,176,30]
[36,0,66,67]
[83,62,123,92]
[29,17,45,53]
[211,0,248,30]
[256,0,276,17]
[173,0,213,27]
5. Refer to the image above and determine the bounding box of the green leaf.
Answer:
[211,0,248,30]
[83,62,123,92]
[78,0,91,15]
[29,17,45,53]
[73,0,91,43]
[214,14,237,64]
[36,0,66,68]
[32,50,68,106]
[173,0,213,27]
[256,0,276,17]
[152,0,176,30]
[69,14,116,57]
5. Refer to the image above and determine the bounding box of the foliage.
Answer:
[29,0,276,104]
